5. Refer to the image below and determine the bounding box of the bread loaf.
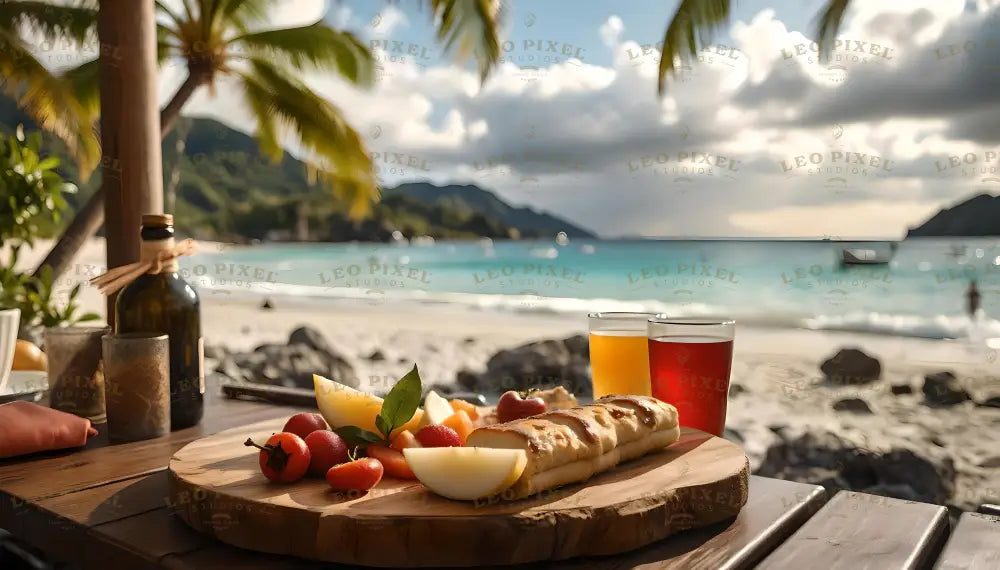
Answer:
[465,395,680,499]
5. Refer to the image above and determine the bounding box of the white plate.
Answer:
[0,370,48,403]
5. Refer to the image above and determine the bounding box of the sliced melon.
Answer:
[419,389,455,427]
[403,447,527,501]
[313,374,423,435]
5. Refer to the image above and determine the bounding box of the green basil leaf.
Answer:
[377,364,422,438]
[333,426,383,447]
[374,415,390,439]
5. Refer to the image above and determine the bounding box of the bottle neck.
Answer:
[140,236,178,274]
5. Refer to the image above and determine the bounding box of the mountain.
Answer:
[0,95,596,242]
[906,194,1000,237]
[385,183,595,238]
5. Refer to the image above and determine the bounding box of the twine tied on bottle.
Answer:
[90,239,198,296]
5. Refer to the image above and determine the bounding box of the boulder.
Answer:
[832,397,873,414]
[890,383,914,395]
[729,383,748,397]
[215,327,358,389]
[367,349,387,362]
[922,371,971,407]
[456,369,480,391]
[562,334,590,358]
[755,428,955,505]
[203,343,229,360]
[289,326,334,355]
[455,336,592,396]
[968,382,1000,408]
[819,348,881,385]
[976,394,1000,408]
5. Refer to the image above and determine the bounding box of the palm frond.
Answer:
[0,28,99,178]
[815,0,851,63]
[0,1,97,45]
[157,23,175,63]
[218,0,269,32]
[429,0,504,83]
[232,22,373,86]
[155,0,186,32]
[657,0,730,95]
[61,57,99,117]
[239,58,377,218]
[240,73,282,162]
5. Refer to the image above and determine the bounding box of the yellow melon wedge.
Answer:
[403,447,527,501]
[313,374,423,435]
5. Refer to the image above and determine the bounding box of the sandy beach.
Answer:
[8,238,1000,514]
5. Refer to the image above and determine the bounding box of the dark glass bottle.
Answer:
[115,214,204,429]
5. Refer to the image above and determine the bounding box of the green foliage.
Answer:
[0,0,101,177]
[656,0,855,92]
[0,126,95,328]
[26,265,100,328]
[0,125,75,245]
[0,244,98,329]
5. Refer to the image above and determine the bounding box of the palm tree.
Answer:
[656,0,851,93]
[0,1,100,175]
[36,0,506,279]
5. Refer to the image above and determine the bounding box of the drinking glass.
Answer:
[588,312,654,399]
[647,316,735,436]
[0,309,19,392]
[45,325,111,424]
[103,333,170,442]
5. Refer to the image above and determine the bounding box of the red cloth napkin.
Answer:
[0,401,98,459]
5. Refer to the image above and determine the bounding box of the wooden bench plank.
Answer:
[756,490,949,570]
[934,512,1000,570]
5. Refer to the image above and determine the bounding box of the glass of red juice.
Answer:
[647,316,735,437]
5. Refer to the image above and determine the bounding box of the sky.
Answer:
[149,0,1000,239]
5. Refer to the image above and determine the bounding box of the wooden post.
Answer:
[98,0,164,327]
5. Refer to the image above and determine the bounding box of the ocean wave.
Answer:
[193,279,1000,342]
[804,311,1000,340]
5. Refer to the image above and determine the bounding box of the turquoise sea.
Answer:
[182,237,1000,341]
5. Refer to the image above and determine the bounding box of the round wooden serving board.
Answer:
[168,418,750,567]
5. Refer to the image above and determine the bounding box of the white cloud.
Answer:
[141,0,1000,238]
[370,4,409,38]
[599,16,624,48]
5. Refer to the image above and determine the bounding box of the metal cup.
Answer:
[45,325,111,423]
[102,333,170,442]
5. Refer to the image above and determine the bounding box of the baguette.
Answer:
[465,395,680,499]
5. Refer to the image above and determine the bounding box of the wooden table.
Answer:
[0,379,995,569]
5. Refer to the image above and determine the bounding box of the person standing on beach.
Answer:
[966,280,981,319]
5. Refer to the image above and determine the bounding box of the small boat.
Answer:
[841,248,892,265]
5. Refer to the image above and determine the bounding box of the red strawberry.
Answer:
[283,413,327,439]
[304,430,349,476]
[415,424,462,448]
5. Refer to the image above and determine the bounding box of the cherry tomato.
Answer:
[283,413,327,439]
[244,432,310,483]
[305,430,349,476]
[496,390,547,423]
[326,457,384,491]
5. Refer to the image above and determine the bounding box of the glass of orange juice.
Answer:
[588,312,654,398]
